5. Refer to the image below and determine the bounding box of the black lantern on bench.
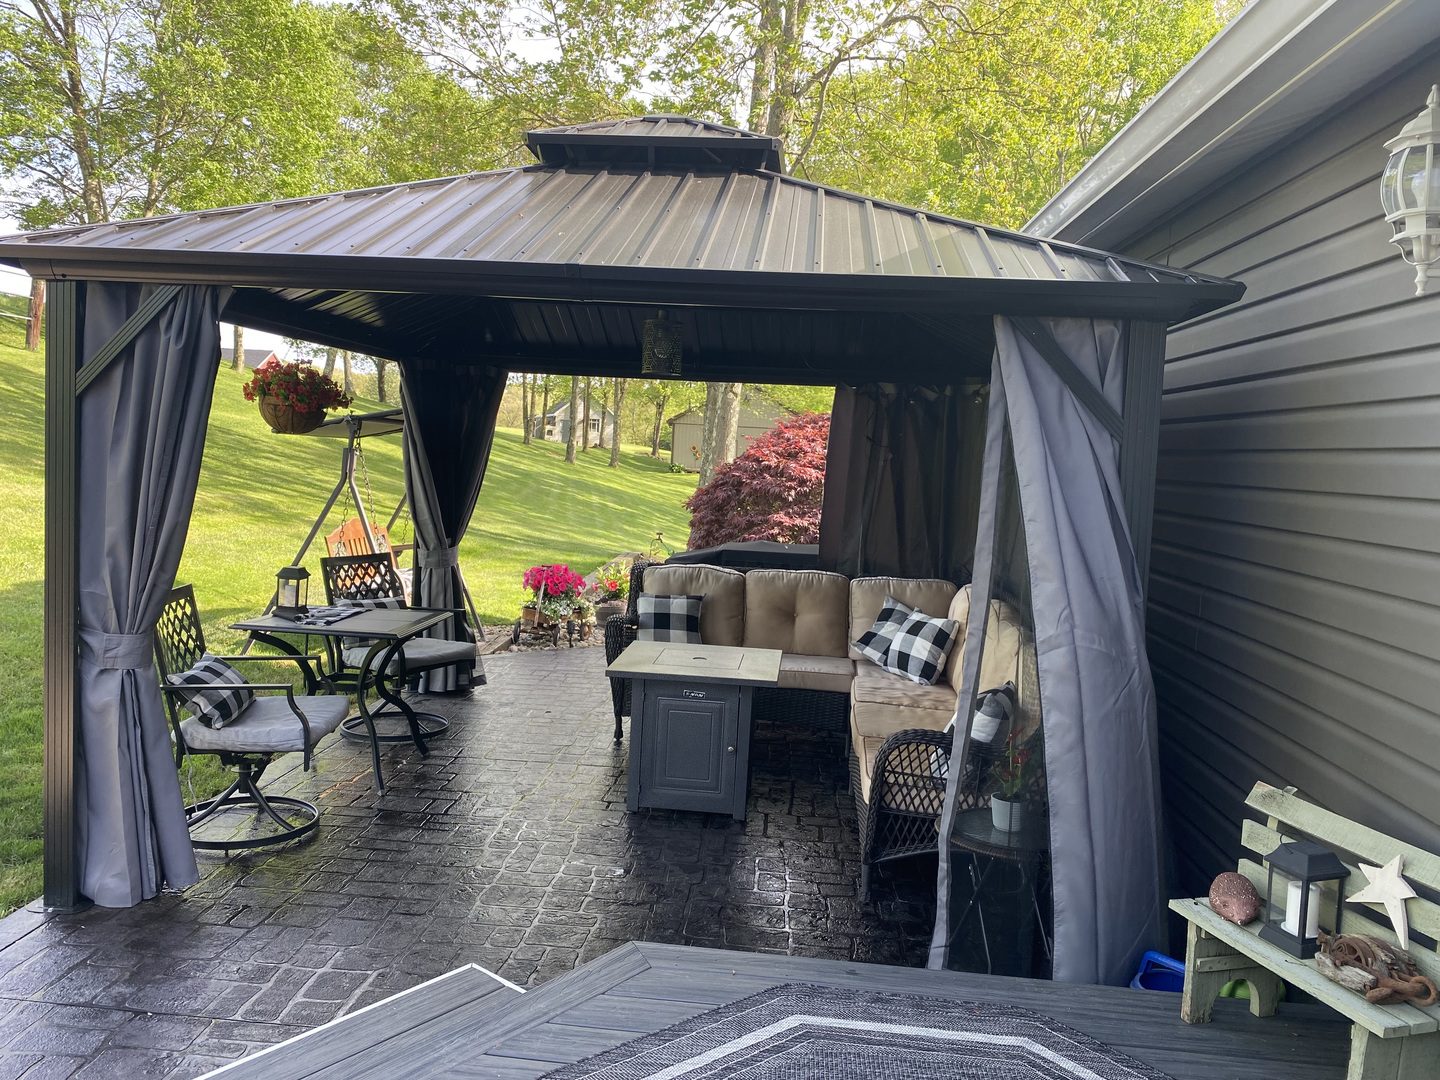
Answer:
[275,565,310,619]
[1259,840,1350,959]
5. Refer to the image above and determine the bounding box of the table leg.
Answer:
[370,640,431,756]
[354,643,389,794]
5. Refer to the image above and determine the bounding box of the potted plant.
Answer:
[521,564,587,626]
[989,727,1042,833]
[242,358,352,434]
[588,559,631,628]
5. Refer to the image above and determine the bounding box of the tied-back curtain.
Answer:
[76,283,227,906]
[931,316,1162,986]
[818,383,985,583]
[400,359,507,690]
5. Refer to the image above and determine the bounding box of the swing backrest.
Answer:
[326,518,394,561]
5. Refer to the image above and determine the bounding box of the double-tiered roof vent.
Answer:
[525,115,786,173]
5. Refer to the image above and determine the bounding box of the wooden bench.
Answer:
[1170,781,1440,1079]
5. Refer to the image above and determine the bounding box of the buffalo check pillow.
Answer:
[853,596,913,665]
[885,610,961,685]
[166,653,255,729]
[636,593,703,643]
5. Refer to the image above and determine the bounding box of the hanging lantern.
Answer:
[641,310,683,375]
[275,565,310,618]
[1258,840,1350,960]
[1381,85,1440,296]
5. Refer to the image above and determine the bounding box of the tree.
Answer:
[322,347,337,379]
[341,350,354,396]
[521,373,533,444]
[581,376,592,451]
[374,355,391,403]
[25,278,42,351]
[230,324,245,371]
[686,412,829,548]
[609,377,627,466]
[565,376,579,464]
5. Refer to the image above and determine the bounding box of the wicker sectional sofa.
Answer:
[604,562,1024,890]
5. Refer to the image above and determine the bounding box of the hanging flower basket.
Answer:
[257,395,326,435]
[242,358,351,435]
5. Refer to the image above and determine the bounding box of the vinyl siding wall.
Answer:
[1116,59,1440,897]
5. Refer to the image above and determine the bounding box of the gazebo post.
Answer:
[1118,321,1168,594]
[42,280,81,911]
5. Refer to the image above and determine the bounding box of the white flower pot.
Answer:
[991,794,1027,833]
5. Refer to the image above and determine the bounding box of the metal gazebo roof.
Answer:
[0,115,1242,381]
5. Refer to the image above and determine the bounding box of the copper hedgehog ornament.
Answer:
[1209,871,1262,925]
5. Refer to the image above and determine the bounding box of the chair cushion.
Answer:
[636,594,703,643]
[942,585,1024,693]
[342,637,478,673]
[776,653,854,694]
[884,610,960,685]
[642,564,745,646]
[166,654,254,729]
[849,691,953,806]
[848,577,958,660]
[180,693,348,753]
[741,570,850,657]
[851,659,958,714]
[853,596,912,666]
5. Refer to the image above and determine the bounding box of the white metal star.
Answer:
[1346,854,1418,950]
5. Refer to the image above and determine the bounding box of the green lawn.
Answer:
[0,319,695,914]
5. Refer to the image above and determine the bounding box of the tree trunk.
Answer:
[541,377,551,433]
[230,323,244,370]
[565,377,579,463]
[323,347,337,378]
[651,397,667,457]
[715,381,743,468]
[581,377,592,451]
[375,356,389,403]
[521,373,533,444]
[698,383,721,483]
[25,278,44,351]
[341,350,354,396]
[596,379,610,449]
[609,378,627,467]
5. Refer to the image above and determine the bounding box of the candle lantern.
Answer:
[275,565,310,618]
[1259,839,1350,959]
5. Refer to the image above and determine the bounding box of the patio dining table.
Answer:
[231,606,453,794]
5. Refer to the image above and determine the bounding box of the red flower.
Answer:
[242,358,351,413]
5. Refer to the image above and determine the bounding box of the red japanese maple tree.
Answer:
[685,413,829,548]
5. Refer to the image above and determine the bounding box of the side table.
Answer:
[607,642,781,821]
[948,806,1051,976]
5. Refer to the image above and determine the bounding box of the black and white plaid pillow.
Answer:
[166,653,254,729]
[854,596,913,665]
[885,611,960,685]
[338,594,405,648]
[636,593,702,643]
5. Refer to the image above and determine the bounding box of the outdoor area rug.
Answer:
[542,983,1175,1079]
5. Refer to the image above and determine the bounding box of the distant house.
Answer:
[220,346,279,370]
[669,397,786,472]
[531,398,616,446]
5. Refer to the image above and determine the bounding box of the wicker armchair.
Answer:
[851,730,1003,896]
[603,559,651,740]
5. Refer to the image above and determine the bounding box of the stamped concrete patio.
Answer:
[0,647,936,1079]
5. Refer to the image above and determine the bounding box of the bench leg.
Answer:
[1180,922,1284,1024]
[1348,1026,1403,1080]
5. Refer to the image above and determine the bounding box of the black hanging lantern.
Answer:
[275,565,310,618]
[641,310,683,375]
[1258,840,1350,959]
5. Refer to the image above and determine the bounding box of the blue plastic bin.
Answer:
[1130,950,1185,992]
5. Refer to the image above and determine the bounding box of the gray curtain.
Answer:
[76,283,226,906]
[400,359,507,691]
[932,316,1162,986]
[818,383,986,582]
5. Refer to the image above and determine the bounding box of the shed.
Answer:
[669,396,787,471]
[1027,0,1440,898]
[0,113,1242,986]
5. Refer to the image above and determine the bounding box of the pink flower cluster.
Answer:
[522,564,586,600]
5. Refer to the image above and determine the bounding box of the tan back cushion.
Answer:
[742,570,850,656]
[944,584,1023,693]
[641,564,745,647]
[847,577,958,660]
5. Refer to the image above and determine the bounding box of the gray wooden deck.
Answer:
[201,942,1351,1079]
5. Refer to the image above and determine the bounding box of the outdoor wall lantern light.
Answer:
[274,565,310,618]
[1381,85,1440,296]
[641,309,683,375]
[1258,839,1349,960]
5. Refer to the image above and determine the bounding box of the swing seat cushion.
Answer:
[180,694,349,753]
[342,637,477,675]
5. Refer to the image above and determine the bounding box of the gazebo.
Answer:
[0,116,1242,986]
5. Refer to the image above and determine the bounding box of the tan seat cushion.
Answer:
[641,564,745,647]
[847,577,958,660]
[777,653,854,694]
[943,584,1024,693]
[742,570,850,657]
[851,658,958,714]
[849,658,955,804]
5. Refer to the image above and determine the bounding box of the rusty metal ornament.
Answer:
[1208,871,1262,925]
[1317,932,1439,1007]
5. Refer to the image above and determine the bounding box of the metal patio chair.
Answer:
[154,585,347,851]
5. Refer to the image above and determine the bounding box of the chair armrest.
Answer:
[603,615,638,667]
[867,728,953,822]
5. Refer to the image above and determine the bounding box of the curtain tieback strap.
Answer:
[78,627,155,670]
[418,546,461,568]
